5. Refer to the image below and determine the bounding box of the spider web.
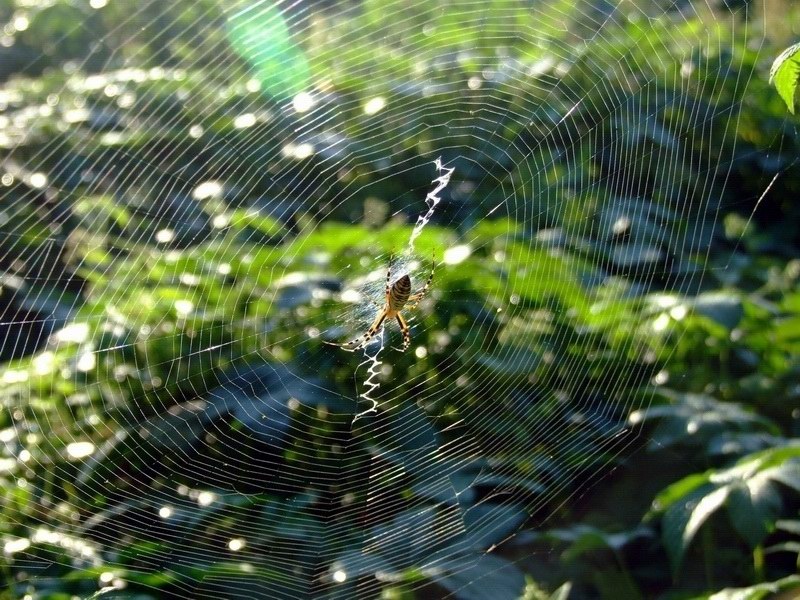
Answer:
[332,159,452,422]
[0,0,775,598]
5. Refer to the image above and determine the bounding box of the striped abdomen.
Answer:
[388,274,411,312]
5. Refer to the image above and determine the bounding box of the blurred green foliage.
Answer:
[770,41,800,114]
[0,0,799,599]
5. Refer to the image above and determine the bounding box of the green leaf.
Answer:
[693,293,743,330]
[591,565,644,600]
[651,472,711,512]
[726,483,769,547]
[764,541,800,556]
[611,242,663,267]
[633,390,778,452]
[549,582,573,600]
[770,42,800,114]
[661,484,730,573]
[653,445,800,576]
[458,503,528,552]
[769,460,800,493]
[705,574,800,600]
[429,554,526,600]
[775,519,800,535]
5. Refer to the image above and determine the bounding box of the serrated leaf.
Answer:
[770,42,800,114]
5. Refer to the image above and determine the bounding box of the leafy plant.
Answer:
[649,444,800,578]
[695,574,800,600]
[770,42,800,113]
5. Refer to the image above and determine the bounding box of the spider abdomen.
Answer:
[388,274,411,311]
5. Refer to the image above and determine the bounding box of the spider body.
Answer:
[328,257,434,353]
[388,274,411,313]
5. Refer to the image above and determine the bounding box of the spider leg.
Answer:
[396,313,411,352]
[326,309,387,352]
[407,256,435,310]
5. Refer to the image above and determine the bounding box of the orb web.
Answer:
[0,0,768,598]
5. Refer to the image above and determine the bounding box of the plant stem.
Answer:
[753,544,765,583]
[702,526,714,590]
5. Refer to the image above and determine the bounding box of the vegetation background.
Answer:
[0,0,799,598]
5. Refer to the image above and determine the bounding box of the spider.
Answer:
[327,255,435,353]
